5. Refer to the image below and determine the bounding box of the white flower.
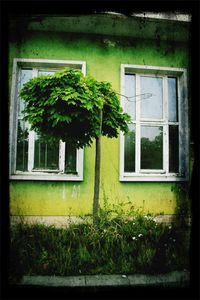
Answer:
[122,275,127,278]
[144,215,153,220]
[138,234,143,238]
[132,236,137,240]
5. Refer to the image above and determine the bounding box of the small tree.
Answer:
[20,68,130,224]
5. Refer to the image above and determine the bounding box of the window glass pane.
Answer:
[124,124,135,172]
[34,134,59,170]
[38,70,55,75]
[16,69,33,171]
[141,126,163,170]
[168,77,178,122]
[141,76,163,119]
[124,74,136,120]
[34,70,58,171]
[18,69,33,117]
[169,125,179,173]
[65,144,77,174]
[16,120,29,171]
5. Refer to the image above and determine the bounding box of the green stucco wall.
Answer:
[9,28,190,217]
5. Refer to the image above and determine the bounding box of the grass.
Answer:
[9,205,190,284]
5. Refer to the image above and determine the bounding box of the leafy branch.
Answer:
[20,67,131,223]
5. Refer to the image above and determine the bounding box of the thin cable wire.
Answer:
[115,92,155,102]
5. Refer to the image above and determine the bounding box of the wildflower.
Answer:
[132,236,137,240]
[144,215,153,220]
[138,234,143,238]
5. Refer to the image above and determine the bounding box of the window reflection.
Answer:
[124,124,135,172]
[169,125,179,172]
[124,74,136,120]
[38,71,54,76]
[141,126,163,170]
[16,69,32,171]
[168,77,178,122]
[18,69,32,116]
[34,134,59,170]
[141,76,163,119]
[65,144,77,174]
[16,121,29,171]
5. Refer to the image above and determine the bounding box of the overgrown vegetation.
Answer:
[9,205,190,284]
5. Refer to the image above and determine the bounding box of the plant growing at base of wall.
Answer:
[20,68,130,224]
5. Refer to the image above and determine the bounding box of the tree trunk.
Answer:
[93,110,102,225]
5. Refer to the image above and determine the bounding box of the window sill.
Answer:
[119,174,189,182]
[10,173,83,181]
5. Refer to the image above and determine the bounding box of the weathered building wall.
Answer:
[9,22,190,220]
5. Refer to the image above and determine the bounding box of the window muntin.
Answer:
[10,59,85,181]
[120,64,188,181]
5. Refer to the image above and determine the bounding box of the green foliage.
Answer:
[9,207,190,283]
[20,68,131,148]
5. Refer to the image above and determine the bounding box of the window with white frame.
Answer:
[120,64,189,181]
[9,59,86,181]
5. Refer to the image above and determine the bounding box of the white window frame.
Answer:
[120,64,189,182]
[9,58,86,181]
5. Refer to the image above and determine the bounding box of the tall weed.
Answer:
[9,204,190,283]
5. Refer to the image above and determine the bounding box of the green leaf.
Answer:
[20,67,131,148]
